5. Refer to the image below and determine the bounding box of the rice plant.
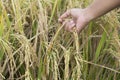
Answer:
[0,0,120,80]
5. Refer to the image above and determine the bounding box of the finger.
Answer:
[76,22,87,34]
[63,20,75,32]
[76,22,83,33]
[68,20,75,32]
[58,10,71,23]
[64,21,69,31]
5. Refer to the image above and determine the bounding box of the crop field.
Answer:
[0,0,120,80]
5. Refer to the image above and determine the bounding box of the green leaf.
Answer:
[0,46,4,61]
[95,32,107,62]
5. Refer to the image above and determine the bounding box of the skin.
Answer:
[58,0,120,33]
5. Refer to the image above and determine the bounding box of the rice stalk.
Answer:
[60,45,70,80]
[72,28,83,80]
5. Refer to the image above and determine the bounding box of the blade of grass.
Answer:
[95,31,107,63]
[48,0,58,25]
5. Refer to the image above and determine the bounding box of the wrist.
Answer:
[83,7,95,22]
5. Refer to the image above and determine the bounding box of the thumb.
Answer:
[58,10,71,23]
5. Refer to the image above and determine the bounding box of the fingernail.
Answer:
[70,20,74,23]
[58,19,62,22]
[71,23,75,27]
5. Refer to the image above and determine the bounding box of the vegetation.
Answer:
[0,0,120,80]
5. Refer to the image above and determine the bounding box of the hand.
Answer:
[58,8,91,33]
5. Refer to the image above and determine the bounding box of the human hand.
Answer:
[58,8,92,33]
